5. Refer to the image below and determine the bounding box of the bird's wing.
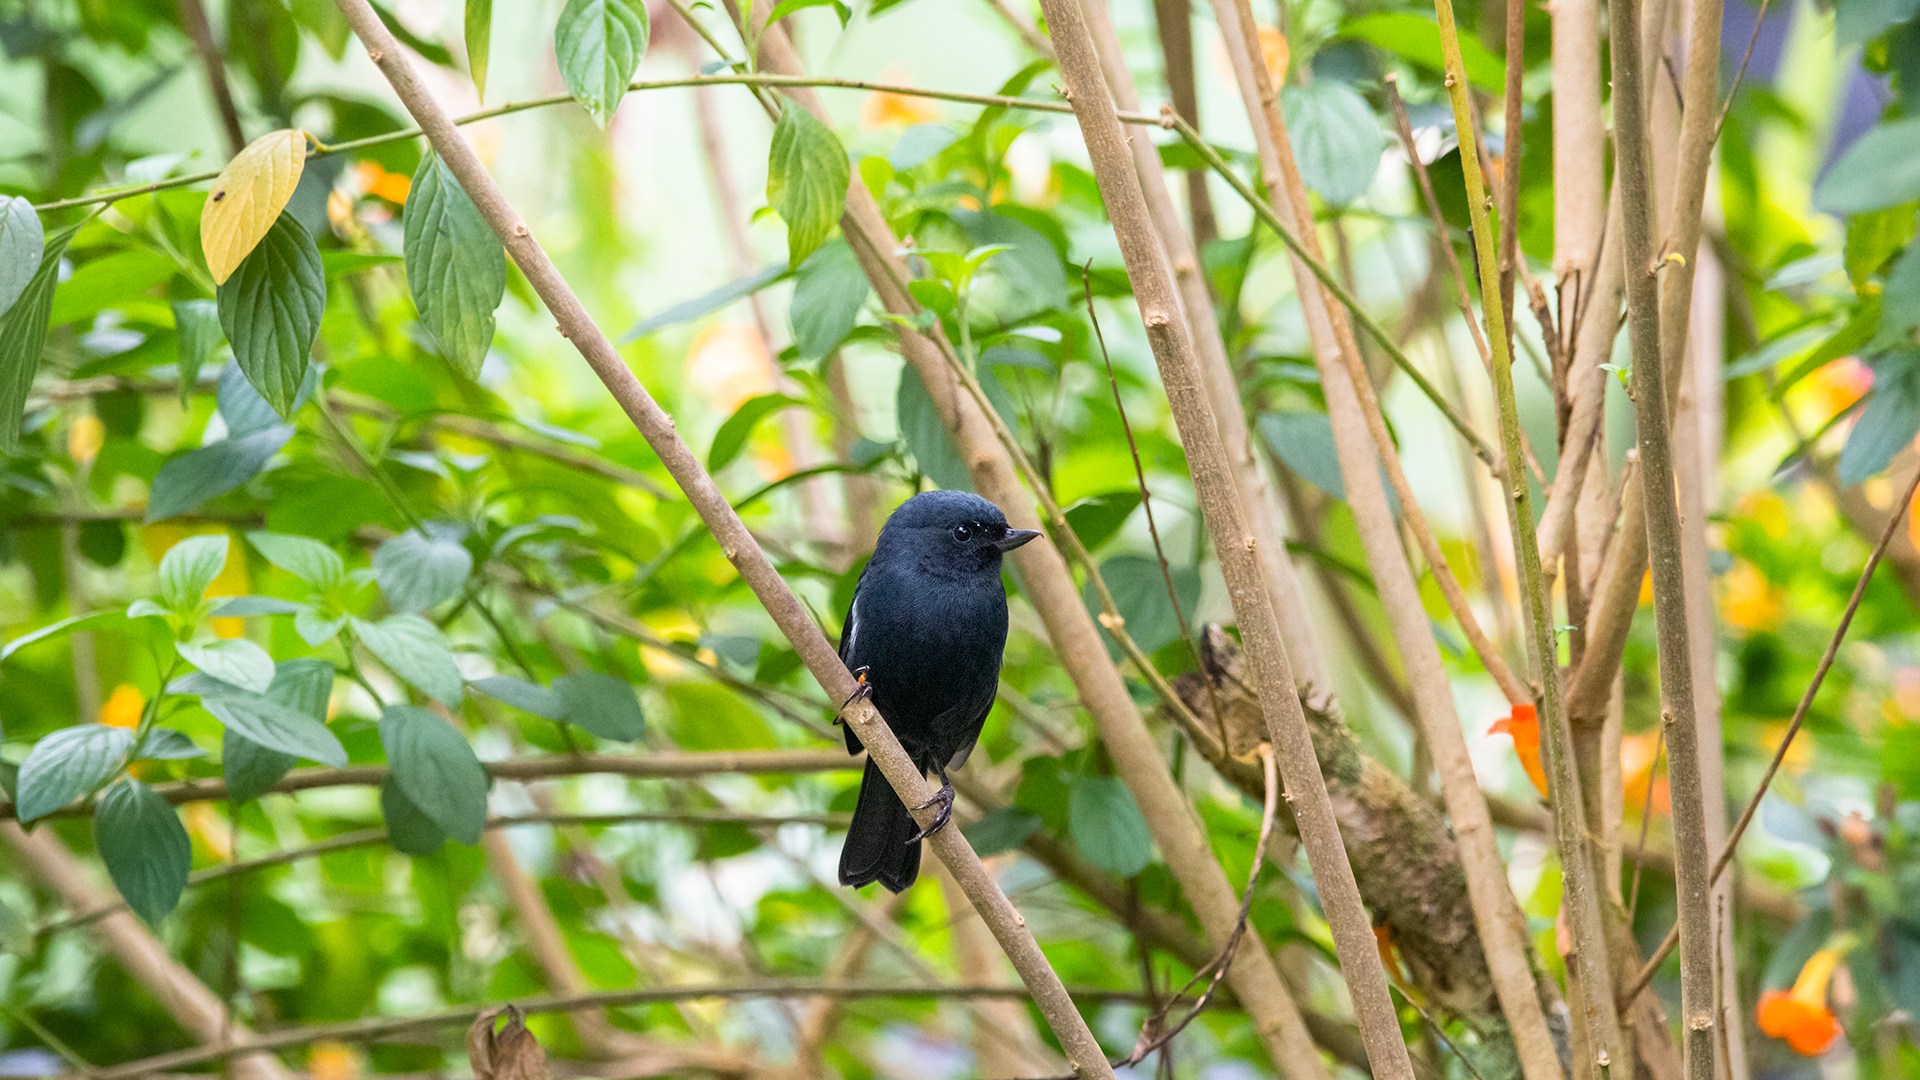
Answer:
[939,677,1001,773]
[837,561,873,665]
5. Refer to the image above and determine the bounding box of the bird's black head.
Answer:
[875,491,1042,577]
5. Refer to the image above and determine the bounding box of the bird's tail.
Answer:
[838,757,923,893]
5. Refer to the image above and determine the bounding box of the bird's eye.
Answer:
[952,523,973,542]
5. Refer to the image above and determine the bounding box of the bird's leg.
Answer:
[838,667,872,714]
[908,768,955,842]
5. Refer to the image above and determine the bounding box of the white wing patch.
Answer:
[844,593,861,657]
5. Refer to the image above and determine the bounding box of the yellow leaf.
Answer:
[201,129,309,285]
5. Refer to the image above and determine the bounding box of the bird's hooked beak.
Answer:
[994,528,1043,553]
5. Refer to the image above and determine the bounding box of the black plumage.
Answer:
[836,490,1041,892]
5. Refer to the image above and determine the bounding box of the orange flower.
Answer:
[861,68,941,127]
[686,325,776,414]
[1620,729,1669,815]
[1719,559,1785,632]
[308,1040,363,1080]
[99,684,144,729]
[352,160,411,204]
[1257,26,1290,86]
[1490,704,1547,798]
[1787,357,1872,429]
[1757,948,1844,1055]
[1374,923,1411,990]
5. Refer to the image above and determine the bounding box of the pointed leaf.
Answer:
[246,531,345,588]
[466,0,494,99]
[16,725,135,821]
[0,196,44,319]
[201,129,309,285]
[94,780,191,925]
[172,299,221,407]
[553,671,645,741]
[1067,774,1152,877]
[471,675,565,720]
[178,639,276,694]
[2,610,132,663]
[223,731,296,804]
[157,534,230,610]
[380,704,488,844]
[216,212,325,417]
[1280,81,1383,206]
[709,393,807,471]
[790,240,869,362]
[0,223,78,452]
[202,690,345,767]
[554,0,649,125]
[372,525,474,612]
[145,425,294,522]
[353,615,465,705]
[404,153,505,377]
[139,729,206,761]
[767,101,850,268]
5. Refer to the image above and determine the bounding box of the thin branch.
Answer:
[7,749,857,821]
[325,6,1118,1074]
[172,0,245,155]
[1383,76,1493,371]
[1624,457,1920,1003]
[87,982,1166,1080]
[1429,0,1625,1071]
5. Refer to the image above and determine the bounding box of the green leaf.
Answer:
[372,526,473,612]
[216,211,325,417]
[1063,491,1140,552]
[1341,12,1505,93]
[1837,0,1920,47]
[471,675,565,719]
[955,209,1068,322]
[203,691,347,767]
[1259,410,1346,499]
[380,704,488,844]
[178,639,277,694]
[767,101,851,268]
[791,240,870,362]
[158,534,230,611]
[1067,774,1152,878]
[554,0,650,126]
[223,732,296,804]
[138,729,206,760]
[295,607,349,647]
[896,365,971,491]
[146,425,294,523]
[15,725,135,820]
[172,299,222,408]
[710,393,808,471]
[353,615,465,705]
[380,776,450,855]
[208,596,303,617]
[0,196,44,319]
[889,123,960,171]
[466,0,494,99]
[219,358,316,437]
[1875,244,1920,350]
[49,249,176,327]
[553,671,645,741]
[962,806,1042,857]
[620,264,788,342]
[665,682,772,750]
[767,0,851,28]
[1087,553,1201,656]
[247,531,345,588]
[94,780,191,925]
[403,153,505,377]
[1,610,133,662]
[1281,82,1383,207]
[0,222,78,451]
[1815,118,1920,215]
[266,657,336,718]
[1839,352,1920,484]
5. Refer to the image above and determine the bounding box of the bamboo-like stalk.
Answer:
[1601,0,1717,1075]
[1032,0,1414,1073]
[1151,0,1218,250]
[733,15,1336,1080]
[1427,0,1625,1072]
[1203,5,1566,1077]
[1081,0,1334,698]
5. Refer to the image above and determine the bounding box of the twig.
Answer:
[1496,0,1525,346]
[1035,0,1416,1074]
[1428,0,1624,1071]
[7,749,857,821]
[1623,457,1920,1003]
[326,5,1118,1073]
[1150,0,1216,249]
[87,981,1166,1079]
[1165,116,1499,472]
[172,0,245,155]
[1383,76,1493,371]
[1624,726,1665,926]
[1711,0,1770,145]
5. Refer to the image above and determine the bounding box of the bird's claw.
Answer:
[907,777,955,843]
[840,667,873,713]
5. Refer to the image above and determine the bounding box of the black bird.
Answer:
[836,490,1041,892]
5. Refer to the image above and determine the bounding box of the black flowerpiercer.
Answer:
[836,490,1041,892]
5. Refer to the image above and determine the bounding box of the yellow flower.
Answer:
[861,68,942,128]
[68,415,104,464]
[1718,559,1784,632]
[1757,948,1844,1055]
[99,684,144,729]
[307,1040,362,1080]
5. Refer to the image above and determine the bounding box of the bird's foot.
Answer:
[839,667,873,713]
[908,776,954,843]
